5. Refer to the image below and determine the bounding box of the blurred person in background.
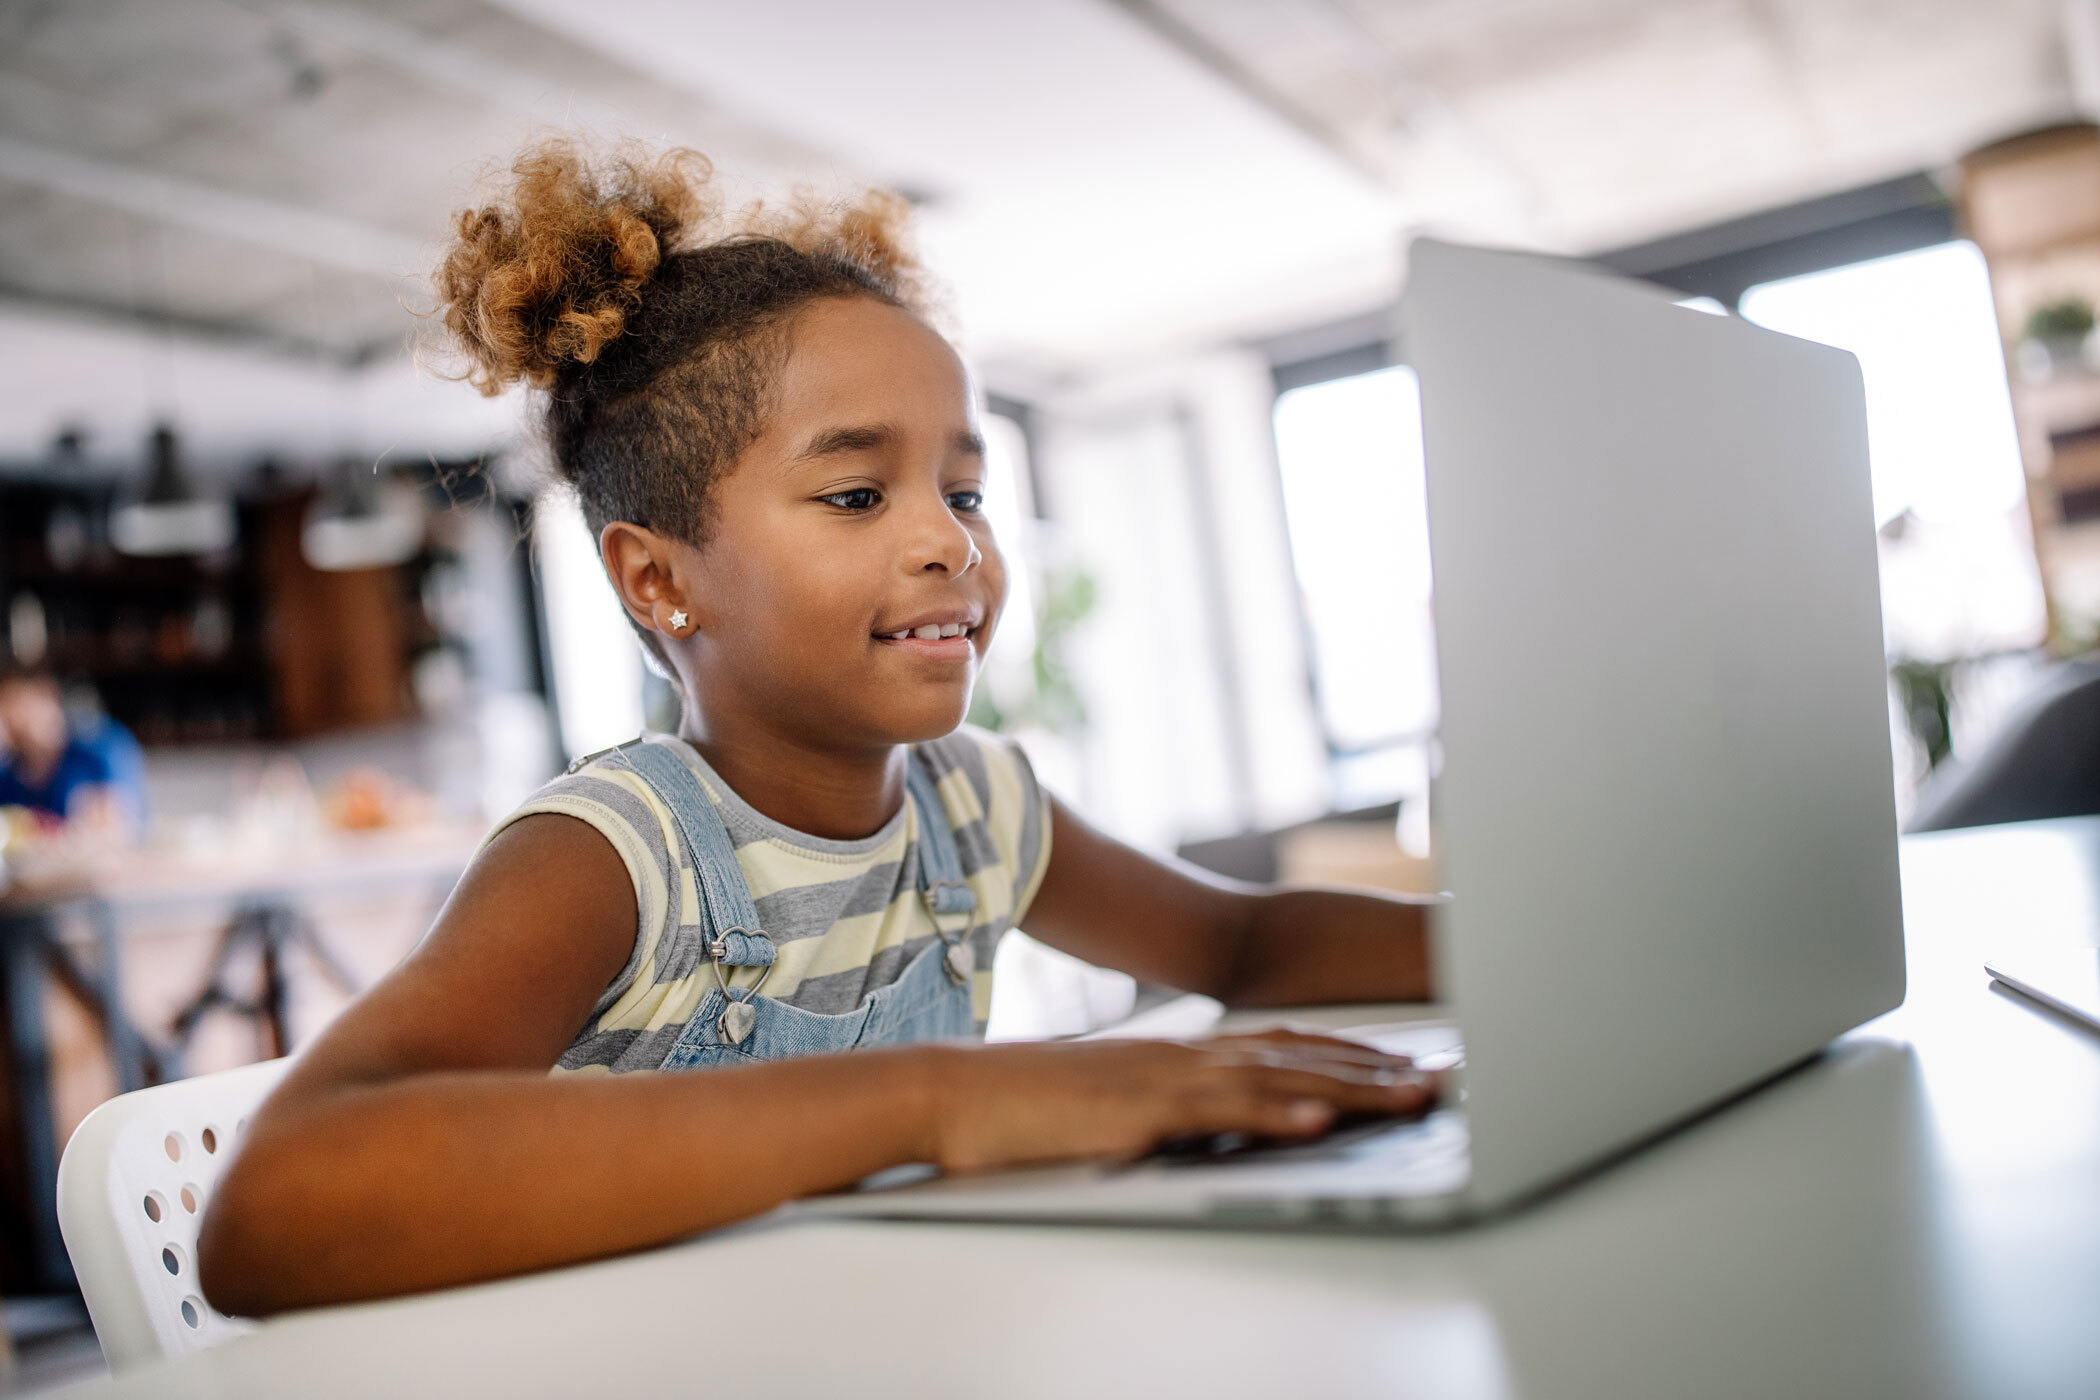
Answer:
[0,667,146,838]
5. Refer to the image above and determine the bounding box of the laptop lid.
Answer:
[1403,238,1906,1211]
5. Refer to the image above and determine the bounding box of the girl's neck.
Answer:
[677,714,906,842]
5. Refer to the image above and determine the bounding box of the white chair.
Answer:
[56,1057,292,1370]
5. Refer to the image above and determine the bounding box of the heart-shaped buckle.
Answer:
[719,997,758,1045]
[705,930,773,1045]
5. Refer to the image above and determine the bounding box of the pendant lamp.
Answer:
[301,460,425,572]
[109,424,236,557]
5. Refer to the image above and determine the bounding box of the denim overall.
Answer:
[605,740,981,1072]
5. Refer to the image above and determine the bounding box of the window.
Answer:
[978,411,1039,673]
[1737,240,2043,662]
[1271,364,1436,810]
[533,492,646,762]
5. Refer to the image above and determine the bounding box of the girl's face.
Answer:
[666,296,1007,748]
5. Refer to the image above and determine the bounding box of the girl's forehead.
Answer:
[779,299,973,414]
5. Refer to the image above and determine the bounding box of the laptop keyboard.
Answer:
[1141,1115,1410,1167]
[1126,1023,1467,1170]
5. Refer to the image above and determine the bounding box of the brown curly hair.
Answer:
[432,138,929,554]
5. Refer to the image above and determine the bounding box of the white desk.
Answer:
[61,819,2100,1400]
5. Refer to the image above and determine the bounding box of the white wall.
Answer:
[1033,348,1328,851]
[0,300,522,471]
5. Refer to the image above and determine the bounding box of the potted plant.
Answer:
[1890,657,1957,775]
[2019,297,2096,379]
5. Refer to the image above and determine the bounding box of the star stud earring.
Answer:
[668,609,689,632]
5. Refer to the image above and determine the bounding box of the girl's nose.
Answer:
[907,495,981,578]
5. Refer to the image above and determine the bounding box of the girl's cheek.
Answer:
[978,535,1008,598]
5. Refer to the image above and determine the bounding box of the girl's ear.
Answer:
[599,521,698,637]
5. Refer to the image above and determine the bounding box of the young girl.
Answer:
[198,141,1438,1316]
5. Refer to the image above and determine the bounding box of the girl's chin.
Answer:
[868,690,978,745]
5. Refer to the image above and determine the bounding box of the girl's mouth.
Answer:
[879,622,971,642]
[873,622,978,656]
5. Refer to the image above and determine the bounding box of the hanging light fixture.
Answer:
[109,424,236,557]
[296,273,424,573]
[301,459,426,572]
[44,429,91,571]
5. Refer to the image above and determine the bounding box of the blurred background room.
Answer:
[4,0,2100,1384]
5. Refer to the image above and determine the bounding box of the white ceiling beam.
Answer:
[482,0,1404,365]
[0,135,426,280]
[486,0,1384,194]
[1300,0,1539,226]
[238,0,828,179]
[1097,0,1394,186]
[256,0,626,128]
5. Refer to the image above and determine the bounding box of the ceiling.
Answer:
[0,0,835,362]
[0,0,2082,460]
[1132,0,2071,251]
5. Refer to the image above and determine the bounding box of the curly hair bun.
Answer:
[434,140,714,396]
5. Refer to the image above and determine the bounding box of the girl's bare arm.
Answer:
[197,813,925,1313]
[199,814,1431,1316]
[1020,797,1436,1007]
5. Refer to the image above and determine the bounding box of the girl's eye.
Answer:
[946,490,984,513]
[820,488,881,511]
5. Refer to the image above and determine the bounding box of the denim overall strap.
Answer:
[906,749,979,983]
[613,742,777,966]
[602,738,981,1049]
[611,742,777,1043]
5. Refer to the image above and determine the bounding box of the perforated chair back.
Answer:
[56,1057,292,1370]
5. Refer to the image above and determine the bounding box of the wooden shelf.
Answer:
[1,483,434,746]
[2,562,238,590]
[2016,371,2100,436]
[1962,121,2100,636]
[41,650,265,679]
[1963,124,2100,257]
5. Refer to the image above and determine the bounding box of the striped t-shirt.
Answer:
[490,728,1052,1074]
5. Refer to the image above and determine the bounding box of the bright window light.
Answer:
[1272,365,1437,755]
[980,413,1038,666]
[535,493,646,761]
[1740,241,2046,657]
[1740,242,2024,526]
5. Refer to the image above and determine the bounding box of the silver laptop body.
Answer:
[806,237,1907,1228]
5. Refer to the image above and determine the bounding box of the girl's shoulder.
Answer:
[487,740,683,890]
[465,745,689,1062]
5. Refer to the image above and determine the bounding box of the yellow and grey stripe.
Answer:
[485,727,1051,1074]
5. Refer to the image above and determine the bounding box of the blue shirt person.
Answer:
[0,673,146,831]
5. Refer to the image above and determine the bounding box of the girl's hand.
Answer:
[918,1029,1439,1173]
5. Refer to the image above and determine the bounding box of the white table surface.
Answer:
[1,822,486,914]
[59,818,2100,1400]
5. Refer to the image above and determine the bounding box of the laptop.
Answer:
[805,237,1909,1228]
